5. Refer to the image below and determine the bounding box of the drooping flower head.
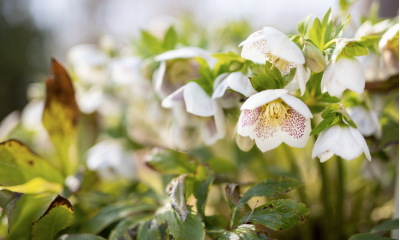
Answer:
[237,89,313,152]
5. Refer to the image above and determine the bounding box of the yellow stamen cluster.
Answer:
[264,52,291,72]
[259,99,291,128]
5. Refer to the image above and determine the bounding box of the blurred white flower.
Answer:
[67,44,109,85]
[98,35,117,55]
[0,111,20,141]
[355,19,392,38]
[87,140,136,181]
[361,158,386,180]
[75,85,105,114]
[357,53,388,82]
[235,133,254,152]
[154,47,216,99]
[162,81,225,145]
[237,89,312,152]
[349,106,381,138]
[379,23,399,77]
[321,55,365,97]
[312,125,371,162]
[239,27,309,95]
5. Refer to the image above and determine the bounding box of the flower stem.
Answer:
[323,39,337,50]
[336,156,345,239]
[317,159,331,238]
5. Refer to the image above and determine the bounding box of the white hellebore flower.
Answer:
[154,47,216,99]
[379,23,399,76]
[162,81,225,146]
[321,55,365,97]
[312,125,371,162]
[349,106,381,138]
[237,89,313,152]
[87,141,136,181]
[239,27,309,95]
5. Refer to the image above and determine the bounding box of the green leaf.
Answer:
[163,26,178,50]
[232,177,304,223]
[139,30,164,55]
[379,119,399,149]
[195,56,213,81]
[191,165,215,219]
[0,139,64,186]
[343,42,370,56]
[219,224,269,240]
[81,203,157,234]
[264,61,283,86]
[207,157,237,174]
[322,8,333,44]
[250,74,280,92]
[358,35,381,46]
[310,115,338,136]
[0,189,23,232]
[348,233,395,240]
[189,78,214,96]
[137,220,162,240]
[31,195,74,240]
[282,68,297,87]
[212,51,246,63]
[319,92,341,103]
[167,175,190,221]
[331,15,351,39]
[370,219,399,234]
[155,203,205,240]
[298,14,313,36]
[238,199,309,231]
[108,214,151,240]
[309,18,324,50]
[321,104,342,119]
[332,108,357,128]
[225,183,241,212]
[57,234,106,240]
[145,148,197,175]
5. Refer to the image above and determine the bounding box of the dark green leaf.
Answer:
[310,115,338,136]
[57,234,106,240]
[309,18,324,50]
[264,61,283,86]
[250,74,279,92]
[145,148,197,175]
[219,224,269,240]
[332,108,357,128]
[379,120,399,149]
[208,157,237,174]
[31,195,74,240]
[348,233,395,240]
[137,220,162,240]
[163,26,178,50]
[282,68,297,87]
[370,219,399,233]
[331,15,351,39]
[298,14,313,36]
[319,92,341,103]
[108,214,151,240]
[238,199,309,231]
[321,104,342,119]
[309,105,326,114]
[0,139,64,186]
[0,189,23,232]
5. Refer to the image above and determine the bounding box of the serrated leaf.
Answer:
[309,18,324,51]
[31,195,74,240]
[238,199,309,231]
[145,148,197,175]
[219,224,269,240]
[167,175,190,222]
[0,189,23,232]
[310,115,338,136]
[42,58,80,176]
[137,220,162,240]
[163,26,178,50]
[331,15,351,40]
[298,14,313,36]
[0,139,64,186]
[108,214,151,240]
[155,203,205,240]
[81,203,157,234]
[58,234,106,240]
[370,219,399,234]
[348,233,395,240]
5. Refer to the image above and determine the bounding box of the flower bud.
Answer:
[302,41,326,73]
[235,134,254,152]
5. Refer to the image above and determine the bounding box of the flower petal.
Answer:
[263,27,305,64]
[278,109,310,148]
[161,85,185,108]
[349,126,372,161]
[213,100,226,139]
[379,23,399,50]
[154,61,167,98]
[183,82,214,117]
[201,117,219,146]
[226,72,257,97]
[350,107,375,136]
[280,94,313,119]
[318,150,335,163]
[321,63,335,91]
[155,46,210,61]
[237,108,262,137]
[212,78,229,99]
[295,64,310,96]
[236,133,255,152]
[241,89,288,110]
[251,118,283,152]
[335,56,365,94]
[240,30,269,64]
[330,126,364,160]
[312,125,342,158]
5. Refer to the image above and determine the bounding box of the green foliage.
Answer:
[168,175,190,221]
[107,214,151,240]
[145,148,197,175]
[219,224,269,239]
[298,14,313,37]
[31,195,74,240]
[163,26,178,51]
[238,199,309,231]
[58,234,106,240]
[348,233,395,240]
[331,14,351,40]
[369,219,399,234]
[342,42,370,56]
[0,189,23,231]
[309,18,324,51]
[137,220,162,240]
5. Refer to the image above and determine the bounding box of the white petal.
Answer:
[280,94,313,119]
[335,56,365,94]
[237,108,262,137]
[251,118,283,152]
[155,46,209,61]
[321,63,335,91]
[350,107,375,136]
[226,72,257,97]
[278,110,311,148]
[326,76,347,97]
[240,30,269,64]
[379,23,399,50]
[330,126,364,161]
[201,117,219,146]
[318,150,335,163]
[183,82,214,117]
[213,72,230,91]
[236,134,255,152]
[212,78,229,99]
[161,85,185,108]
[263,27,305,64]
[154,61,167,99]
[295,64,310,96]
[213,100,226,139]
[240,89,288,110]
[171,101,200,127]
[349,126,372,161]
[312,125,342,158]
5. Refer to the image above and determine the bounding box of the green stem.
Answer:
[323,39,337,50]
[336,157,345,239]
[317,159,331,236]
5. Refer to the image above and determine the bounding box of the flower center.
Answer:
[264,52,291,73]
[259,99,291,128]
[166,58,199,84]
